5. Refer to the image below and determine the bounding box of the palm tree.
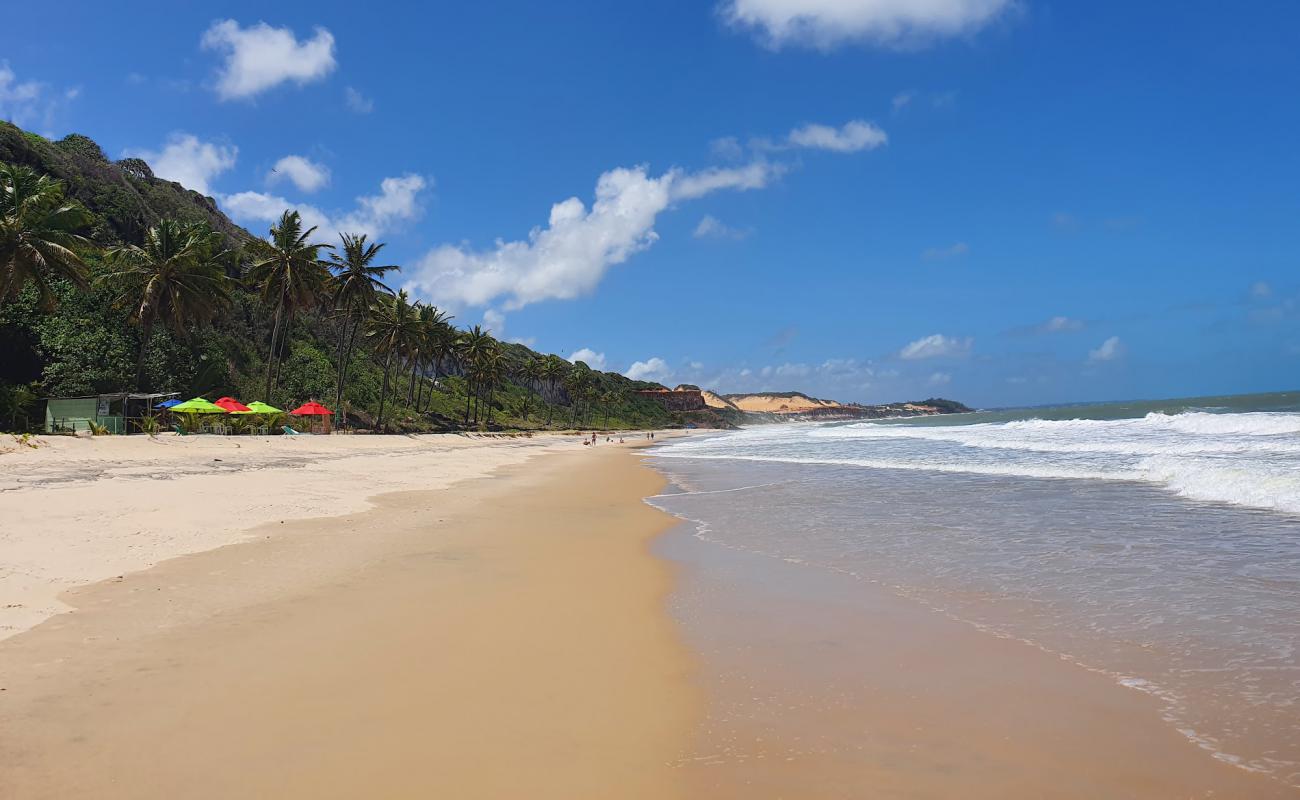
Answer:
[455,325,497,426]
[564,363,594,427]
[99,218,232,390]
[0,164,93,307]
[329,233,397,423]
[366,289,420,431]
[600,390,618,428]
[519,358,544,421]
[541,355,568,426]
[407,303,452,408]
[477,345,507,427]
[420,314,458,413]
[410,304,453,412]
[247,211,334,401]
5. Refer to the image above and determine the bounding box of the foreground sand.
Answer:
[0,439,695,798]
[0,432,573,639]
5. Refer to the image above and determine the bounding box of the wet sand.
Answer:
[0,443,696,799]
[659,523,1296,798]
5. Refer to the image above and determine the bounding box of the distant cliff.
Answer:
[701,390,971,424]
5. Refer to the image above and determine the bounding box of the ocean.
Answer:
[647,390,1300,788]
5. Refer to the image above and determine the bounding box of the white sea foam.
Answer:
[654,411,1300,514]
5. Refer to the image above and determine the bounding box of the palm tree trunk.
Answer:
[264,302,284,399]
[134,316,155,392]
[407,351,419,405]
[464,379,473,425]
[333,314,350,413]
[377,349,394,431]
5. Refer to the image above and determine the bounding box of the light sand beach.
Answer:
[0,432,1293,798]
[0,435,696,798]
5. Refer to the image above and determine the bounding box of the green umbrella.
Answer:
[170,397,227,414]
[240,401,283,414]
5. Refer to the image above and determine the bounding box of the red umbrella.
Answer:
[289,401,333,416]
[214,396,251,413]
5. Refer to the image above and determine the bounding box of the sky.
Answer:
[2,1,1297,408]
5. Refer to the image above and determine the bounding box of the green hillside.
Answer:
[0,121,682,434]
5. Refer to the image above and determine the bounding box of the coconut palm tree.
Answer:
[477,345,507,427]
[366,289,420,430]
[407,303,452,408]
[247,210,334,401]
[455,325,497,426]
[564,363,594,427]
[410,304,454,412]
[541,355,568,425]
[420,314,458,413]
[99,218,233,390]
[329,233,397,422]
[519,358,544,421]
[0,164,92,307]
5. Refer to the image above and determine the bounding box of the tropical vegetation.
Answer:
[0,122,687,434]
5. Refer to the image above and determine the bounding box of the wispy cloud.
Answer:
[0,61,78,133]
[694,214,752,240]
[785,119,887,152]
[921,241,969,260]
[899,334,973,360]
[1088,336,1125,363]
[720,0,1015,50]
[344,86,374,114]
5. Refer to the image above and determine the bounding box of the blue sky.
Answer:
[2,1,1297,407]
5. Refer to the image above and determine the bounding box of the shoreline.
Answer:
[0,439,698,798]
[645,454,1297,798]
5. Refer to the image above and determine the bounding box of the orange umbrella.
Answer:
[214,396,251,413]
[289,401,333,416]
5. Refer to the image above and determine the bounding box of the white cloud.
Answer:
[626,357,673,382]
[694,214,752,240]
[1251,281,1273,299]
[268,155,330,193]
[891,90,915,112]
[928,371,952,386]
[125,133,237,196]
[786,119,887,152]
[899,333,973,360]
[222,173,427,242]
[344,86,374,114]
[760,362,813,379]
[567,348,607,370]
[1088,336,1125,363]
[0,61,77,133]
[721,0,1014,50]
[710,136,745,160]
[671,161,783,200]
[1040,315,1084,333]
[407,161,780,311]
[201,20,336,101]
[921,241,968,260]
[482,308,506,336]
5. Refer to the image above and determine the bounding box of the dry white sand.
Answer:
[0,431,577,639]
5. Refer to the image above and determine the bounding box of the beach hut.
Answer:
[44,392,179,434]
